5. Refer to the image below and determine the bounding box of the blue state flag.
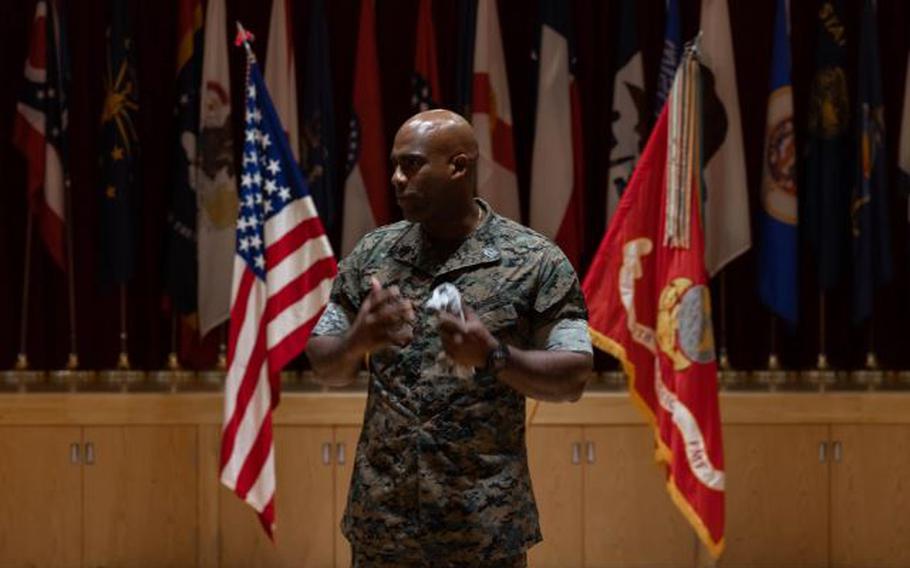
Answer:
[851,0,892,323]
[301,0,337,245]
[804,0,851,290]
[758,0,798,323]
[99,0,139,284]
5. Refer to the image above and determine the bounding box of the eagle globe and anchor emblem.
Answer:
[657,278,716,373]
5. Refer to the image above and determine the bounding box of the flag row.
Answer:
[12,0,910,339]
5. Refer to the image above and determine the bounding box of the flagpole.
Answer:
[168,312,180,370]
[754,313,787,390]
[150,309,194,392]
[117,283,130,370]
[98,282,144,390]
[64,176,78,370]
[805,290,836,390]
[217,323,227,371]
[818,291,827,368]
[717,270,746,388]
[718,270,728,369]
[16,211,35,370]
[1,210,46,390]
[852,319,883,389]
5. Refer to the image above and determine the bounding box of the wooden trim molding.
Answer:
[1,391,909,426]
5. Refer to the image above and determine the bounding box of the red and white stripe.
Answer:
[341,0,390,256]
[220,195,336,535]
[472,0,519,222]
[14,0,66,269]
[529,19,585,268]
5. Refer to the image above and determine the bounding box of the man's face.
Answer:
[390,121,453,223]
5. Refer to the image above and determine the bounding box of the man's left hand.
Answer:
[437,307,498,368]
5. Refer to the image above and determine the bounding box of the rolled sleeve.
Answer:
[312,301,353,337]
[530,247,589,345]
[532,318,593,354]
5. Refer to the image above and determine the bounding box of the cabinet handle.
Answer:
[571,442,581,465]
[85,442,95,465]
[833,441,842,463]
[818,441,827,463]
[586,441,596,464]
[70,443,81,465]
[322,442,332,465]
[336,443,346,465]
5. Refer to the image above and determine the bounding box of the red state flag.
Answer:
[412,0,440,111]
[582,52,725,558]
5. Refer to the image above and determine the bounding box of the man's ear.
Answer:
[450,153,469,180]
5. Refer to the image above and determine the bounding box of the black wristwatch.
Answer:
[482,341,510,375]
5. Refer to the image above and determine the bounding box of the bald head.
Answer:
[398,109,479,162]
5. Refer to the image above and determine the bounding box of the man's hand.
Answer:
[437,306,498,368]
[347,277,416,353]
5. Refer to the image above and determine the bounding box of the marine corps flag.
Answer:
[583,49,725,557]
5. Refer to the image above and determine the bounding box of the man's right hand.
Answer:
[346,277,416,354]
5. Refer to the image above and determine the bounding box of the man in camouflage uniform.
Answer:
[307,110,592,567]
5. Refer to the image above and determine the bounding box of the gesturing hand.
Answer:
[437,306,498,368]
[348,277,416,353]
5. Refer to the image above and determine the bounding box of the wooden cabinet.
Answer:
[717,425,830,568]
[219,426,335,568]
[83,426,198,568]
[333,426,361,568]
[1,393,909,567]
[0,425,198,568]
[528,425,693,568]
[527,426,584,567]
[218,425,361,568]
[584,426,693,568]
[830,425,910,568]
[0,426,82,568]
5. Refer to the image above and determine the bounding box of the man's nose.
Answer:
[391,166,407,190]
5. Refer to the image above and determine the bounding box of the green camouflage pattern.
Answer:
[351,545,527,567]
[312,199,590,561]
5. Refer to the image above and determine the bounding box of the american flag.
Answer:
[220,35,337,536]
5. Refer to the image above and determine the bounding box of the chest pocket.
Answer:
[478,303,518,335]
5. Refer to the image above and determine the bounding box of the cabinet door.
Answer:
[830,424,910,568]
[714,424,829,568]
[83,426,198,568]
[0,426,82,568]
[584,426,694,568]
[220,426,335,568]
[334,426,361,568]
[527,426,584,568]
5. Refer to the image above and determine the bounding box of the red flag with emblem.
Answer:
[412,0,440,111]
[582,51,725,558]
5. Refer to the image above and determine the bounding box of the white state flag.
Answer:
[900,50,910,223]
[699,0,751,275]
[265,0,299,162]
[196,0,238,336]
[472,0,519,221]
[606,51,644,222]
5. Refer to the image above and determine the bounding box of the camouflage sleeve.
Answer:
[531,245,590,352]
[312,302,353,336]
[533,318,593,354]
[310,241,366,337]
